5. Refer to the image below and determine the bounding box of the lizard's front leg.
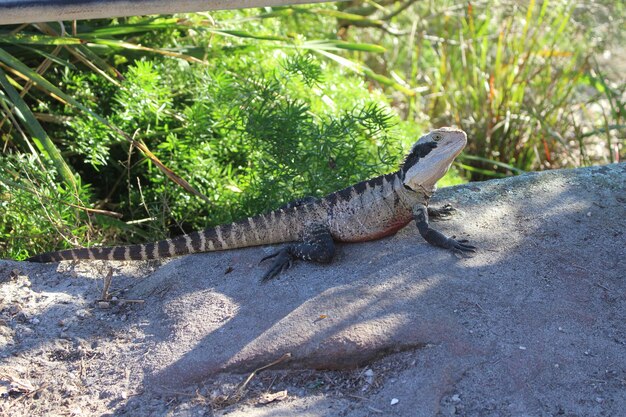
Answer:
[259,224,335,281]
[413,204,476,254]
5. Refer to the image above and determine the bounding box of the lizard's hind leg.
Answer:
[259,224,335,282]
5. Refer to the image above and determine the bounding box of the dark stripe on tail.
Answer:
[144,243,157,259]
[128,245,143,259]
[113,247,126,260]
[26,206,304,263]
[158,240,172,257]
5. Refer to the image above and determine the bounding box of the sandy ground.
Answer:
[1,163,625,416]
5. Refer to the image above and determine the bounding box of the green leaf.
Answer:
[20,45,77,69]
[206,29,289,42]
[77,19,181,37]
[0,33,83,45]
[84,38,206,63]
[303,40,386,53]
[457,163,508,178]
[0,65,76,187]
[458,154,525,174]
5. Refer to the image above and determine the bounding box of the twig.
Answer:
[101,267,113,301]
[347,394,371,401]
[381,0,417,21]
[232,353,292,399]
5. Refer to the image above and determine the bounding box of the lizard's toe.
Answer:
[260,248,293,282]
[451,239,476,254]
[427,203,456,221]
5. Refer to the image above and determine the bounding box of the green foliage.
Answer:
[113,58,401,231]
[282,53,324,87]
[1,1,624,259]
[0,154,94,259]
[430,0,586,175]
[338,0,625,177]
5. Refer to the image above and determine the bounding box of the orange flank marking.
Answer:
[338,218,413,243]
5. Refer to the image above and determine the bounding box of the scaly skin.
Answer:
[28,128,475,280]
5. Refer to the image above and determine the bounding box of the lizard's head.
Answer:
[401,127,467,193]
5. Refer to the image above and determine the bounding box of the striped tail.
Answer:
[27,208,310,263]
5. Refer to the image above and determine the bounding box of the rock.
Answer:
[2,163,626,417]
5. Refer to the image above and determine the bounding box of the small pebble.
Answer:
[30,317,40,325]
[16,325,34,337]
[76,309,90,319]
[390,398,399,405]
[451,394,461,402]
[519,345,526,350]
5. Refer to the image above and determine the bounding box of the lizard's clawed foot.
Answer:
[448,237,476,255]
[258,224,335,281]
[414,203,476,256]
[428,203,455,220]
[259,248,293,282]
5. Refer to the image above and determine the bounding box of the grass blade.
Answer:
[458,154,525,174]
[302,40,386,53]
[313,49,413,95]
[0,65,76,186]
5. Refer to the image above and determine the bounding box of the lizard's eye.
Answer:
[432,134,442,142]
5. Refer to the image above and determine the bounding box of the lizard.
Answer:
[27,127,475,280]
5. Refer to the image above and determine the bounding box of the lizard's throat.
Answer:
[403,160,452,193]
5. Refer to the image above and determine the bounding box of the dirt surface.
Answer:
[1,163,625,416]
